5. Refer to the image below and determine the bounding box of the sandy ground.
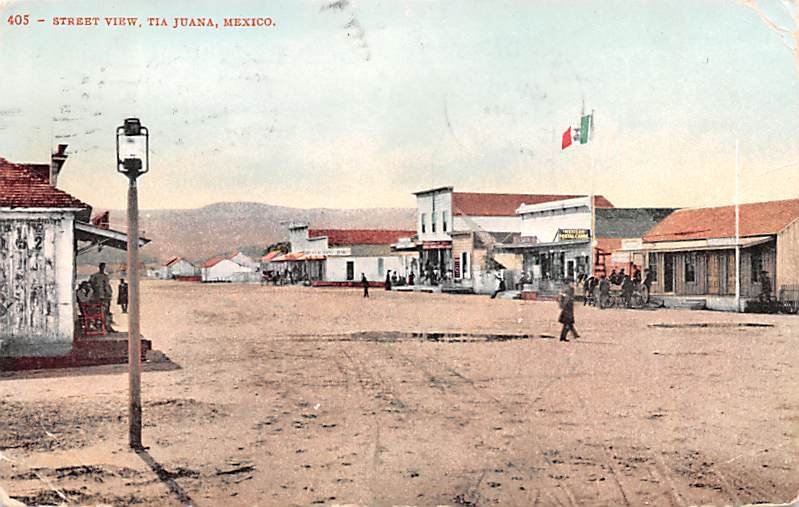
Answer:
[1,280,798,506]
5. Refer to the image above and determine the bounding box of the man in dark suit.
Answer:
[558,280,580,342]
[89,262,115,332]
[361,273,369,298]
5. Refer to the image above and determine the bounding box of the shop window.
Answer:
[751,249,763,282]
[420,213,426,234]
[684,253,696,283]
[377,258,384,277]
[648,252,658,281]
[346,261,354,281]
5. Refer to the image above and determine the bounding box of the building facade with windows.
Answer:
[624,198,799,311]
[496,198,675,294]
[412,186,588,289]
[286,225,416,284]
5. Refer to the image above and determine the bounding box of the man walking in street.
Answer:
[598,274,611,309]
[89,262,115,332]
[558,279,580,342]
[490,271,506,299]
[621,274,634,308]
[361,273,369,298]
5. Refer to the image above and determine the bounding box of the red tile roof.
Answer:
[0,158,88,209]
[308,229,415,246]
[451,193,613,216]
[261,251,282,262]
[643,198,799,242]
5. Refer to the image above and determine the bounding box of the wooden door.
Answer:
[663,253,675,293]
[707,253,720,294]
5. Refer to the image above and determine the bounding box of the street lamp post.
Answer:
[116,118,149,449]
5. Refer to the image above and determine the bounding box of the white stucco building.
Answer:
[0,152,147,358]
[412,186,591,287]
[158,257,197,279]
[201,255,255,282]
[284,224,417,284]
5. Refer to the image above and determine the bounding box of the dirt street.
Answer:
[1,281,798,506]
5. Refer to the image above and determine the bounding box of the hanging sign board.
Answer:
[557,229,591,241]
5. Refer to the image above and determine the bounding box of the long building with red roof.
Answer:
[623,198,799,311]
[283,224,417,285]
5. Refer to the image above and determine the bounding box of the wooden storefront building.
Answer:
[626,198,799,311]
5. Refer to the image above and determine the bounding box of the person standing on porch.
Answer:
[758,270,772,303]
[385,270,392,291]
[361,273,369,298]
[117,278,129,314]
[558,280,580,342]
[89,262,115,330]
[643,268,654,304]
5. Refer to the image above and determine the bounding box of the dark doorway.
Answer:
[663,254,675,292]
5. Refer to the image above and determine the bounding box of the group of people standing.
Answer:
[577,266,653,309]
[76,262,128,333]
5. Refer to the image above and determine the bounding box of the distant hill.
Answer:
[79,202,415,265]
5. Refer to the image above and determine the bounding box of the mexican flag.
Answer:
[561,113,592,150]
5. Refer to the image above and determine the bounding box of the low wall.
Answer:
[658,295,752,312]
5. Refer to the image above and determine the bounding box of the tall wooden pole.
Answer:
[735,140,741,313]
[127,173,142,448]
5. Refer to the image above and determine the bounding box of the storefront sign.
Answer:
[557,229,590,241]
[422,241,451,250]
[305,247,351,257]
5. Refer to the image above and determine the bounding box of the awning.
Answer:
[75,222,150,255]
[391,241,419,251]
[272,252,326,262]
[623,235,773,253]
[496,239,590,250]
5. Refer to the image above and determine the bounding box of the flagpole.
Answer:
[735,140,741,312]
[589,110,595,278]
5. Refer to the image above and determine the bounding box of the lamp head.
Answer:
[116,118,149,177]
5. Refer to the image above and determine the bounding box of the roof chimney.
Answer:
[50,144,68,186]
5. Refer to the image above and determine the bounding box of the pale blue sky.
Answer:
[0,0,797,210]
